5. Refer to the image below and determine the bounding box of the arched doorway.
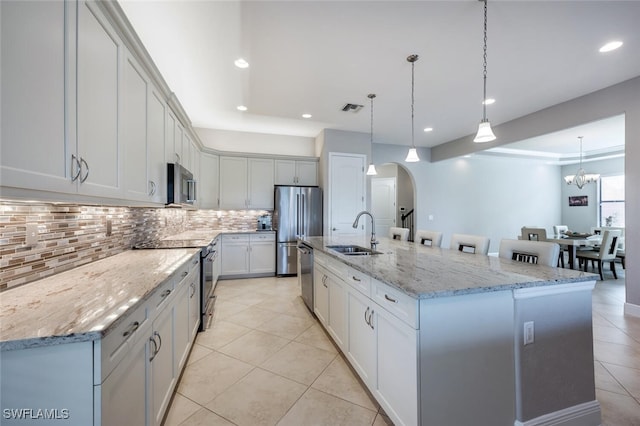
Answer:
[371,162,416,241]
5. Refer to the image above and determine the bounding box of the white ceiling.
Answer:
[119,0,640,158]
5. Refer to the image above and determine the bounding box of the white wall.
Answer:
[373,144,561,253]
[196,127,316,157]
[561,157,625,233]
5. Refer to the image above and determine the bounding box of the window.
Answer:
[599,175,625,227]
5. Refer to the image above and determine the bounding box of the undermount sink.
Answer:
[326,245,382,256]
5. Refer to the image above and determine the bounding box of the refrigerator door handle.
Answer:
[296,193,300,237]
[301,193,306,237]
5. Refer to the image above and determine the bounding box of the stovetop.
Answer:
[134,239,209,249]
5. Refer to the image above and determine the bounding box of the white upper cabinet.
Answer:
[76,0,122,198]
[219,157,274,210]
[166,111,184,165]
[148,89,167,204]
[248,158,274,209]
[199,153,219,209]
[122,53,149,202]
[275,160,317,186]
[0,0,72,193]
[219,156,248,209]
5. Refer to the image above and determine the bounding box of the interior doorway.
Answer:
[371,163,415,241]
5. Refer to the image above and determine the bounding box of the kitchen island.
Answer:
[302,236,601,426]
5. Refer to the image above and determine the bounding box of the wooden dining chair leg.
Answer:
[597,260,604,281]
[610,261,618,279]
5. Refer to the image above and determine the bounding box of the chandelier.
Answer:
[564,136,600,189]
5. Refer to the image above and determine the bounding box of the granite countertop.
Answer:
[0,248,199,351]
[303,236,597,299]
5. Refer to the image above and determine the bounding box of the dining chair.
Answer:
[552,225,569,267]
[449,233,490,255]
[498,239,560,267]
[521,227,548,242]
[389,227,410,241]
[553,225,568,235]
[576,229,622,280]
[415,230,443,248]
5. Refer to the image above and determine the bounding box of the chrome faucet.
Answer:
[352,210,378,247]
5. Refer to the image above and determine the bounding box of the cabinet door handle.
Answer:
[71,154,82,181]
[155,331,162,354]
[384,294,398,303]
[122,321,140,338]
[352,276,361,282]
[149,180,156,196]
[364,307,370,326]
[369,310,375,330]
[182,271,189,278]
[175,153,181,163]
[79,157,89,183]
[190,282,196,298]
[160,289,172,299]
[149,335,158,361]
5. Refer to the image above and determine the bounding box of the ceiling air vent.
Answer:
[341,103,364,112]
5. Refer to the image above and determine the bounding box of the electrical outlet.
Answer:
[524,321,535,345]
[25,223,38,246]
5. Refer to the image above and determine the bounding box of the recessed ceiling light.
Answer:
[423,127,433,132]
[599,41,623,53]
[234,58,249,68]
[482,98,496,105]
[236,105,247,111]
[302,113,312,119]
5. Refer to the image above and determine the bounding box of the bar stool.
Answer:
[449,233,490,255]
[415,230,443,248]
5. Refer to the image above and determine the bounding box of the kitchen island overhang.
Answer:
[303,236,600,426]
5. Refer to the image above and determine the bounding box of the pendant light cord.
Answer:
[482,0,488,121]
[579,136,583,169]
[370,95,375,146]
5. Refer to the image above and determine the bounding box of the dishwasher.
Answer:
[297,242,314,312]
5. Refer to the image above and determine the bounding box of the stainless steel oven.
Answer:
[134,237,217,332]
[200,240,217,331]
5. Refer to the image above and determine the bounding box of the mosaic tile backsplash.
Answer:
[0,200,270,291]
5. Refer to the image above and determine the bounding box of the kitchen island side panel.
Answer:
[514,285,599,424]
[419,291,516,426]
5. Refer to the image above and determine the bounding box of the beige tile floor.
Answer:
[164,269,640,426]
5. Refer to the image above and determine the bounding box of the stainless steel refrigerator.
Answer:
[274,186,322,275]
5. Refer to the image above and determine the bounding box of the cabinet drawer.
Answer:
[96,301,150,383]
[223,234,250,243]
[344,266,371,296]
[250,232,275,242]
[372,279,418,329]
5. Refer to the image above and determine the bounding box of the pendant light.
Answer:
[405,54,420,162]
[563,136,600,189]
[366,94,378,175]
[473,0,496,143]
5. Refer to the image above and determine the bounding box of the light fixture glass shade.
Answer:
[474,120,496,143]
[405,148,420,162]
[366,164,378,175]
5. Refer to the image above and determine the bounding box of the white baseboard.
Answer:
[514,400,601,426]
[624,302,640,318]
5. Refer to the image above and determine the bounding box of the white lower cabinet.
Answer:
[315,255,418,426]
[221,233,275,278]
[100,324,149,426]
[249,233,276,274]
[149,300,176,426]
[374,304,418,426]
[345,287,377,386]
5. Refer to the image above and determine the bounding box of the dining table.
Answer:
[546,234,600,270]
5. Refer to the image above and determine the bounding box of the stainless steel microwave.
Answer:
[167,163,196,207]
